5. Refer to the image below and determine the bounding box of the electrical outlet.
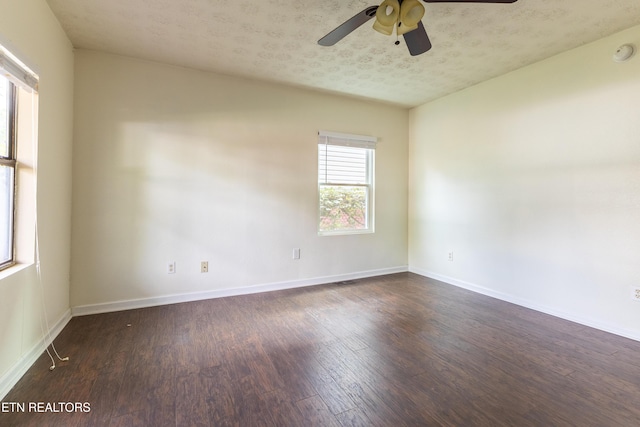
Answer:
[167,262,176,274]
[293,248,301,260]
[448,251,454,262]
[631,287,640,302]
[201,261,209,273]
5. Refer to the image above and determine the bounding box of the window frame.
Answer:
[317,131,376,236]
[0,77,17,270]
[0,45,39,273]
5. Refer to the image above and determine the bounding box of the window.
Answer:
[0,75,16,267]
[318,131,376,235]
[0,46,39,271]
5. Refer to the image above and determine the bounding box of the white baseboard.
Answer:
[409,267,640,343]
[4,266,637,401]
[72,266,409,317]
[0,309,72,401]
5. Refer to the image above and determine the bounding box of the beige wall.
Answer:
[0,0,74,393]
[71,51,409,309]
[409,25,640,338]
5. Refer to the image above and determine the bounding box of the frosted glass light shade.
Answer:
[375,0,400,27]
[400,0,425,28]
[373,19,395,36]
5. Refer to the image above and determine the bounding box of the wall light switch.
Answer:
[293,248,301,260]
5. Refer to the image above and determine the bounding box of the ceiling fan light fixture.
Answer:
[399,0,425,28]
[375,0,400,27]
[373,19,395,36]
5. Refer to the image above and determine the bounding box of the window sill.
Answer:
[318,229,375,237]
[0,262,33,281]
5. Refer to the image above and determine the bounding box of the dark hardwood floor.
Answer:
[3,272,640,426]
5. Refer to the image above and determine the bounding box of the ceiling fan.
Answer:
[318,0,518,56]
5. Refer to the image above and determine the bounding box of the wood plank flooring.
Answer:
[3,272,640,426]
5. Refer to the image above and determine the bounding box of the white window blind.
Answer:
[318,130,376,185]
[317,130,377,149]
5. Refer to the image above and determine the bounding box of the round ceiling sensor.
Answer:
[613,44,635,62]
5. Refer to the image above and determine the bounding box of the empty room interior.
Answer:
[1,0,640,425]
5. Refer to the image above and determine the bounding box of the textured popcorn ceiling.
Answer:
[47,0,640,107]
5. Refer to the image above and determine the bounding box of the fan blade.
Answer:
[424,0,517,3]
[403,21,432,56]
[318,6,378,46]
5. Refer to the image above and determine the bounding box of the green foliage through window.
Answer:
[319,186,367,232]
